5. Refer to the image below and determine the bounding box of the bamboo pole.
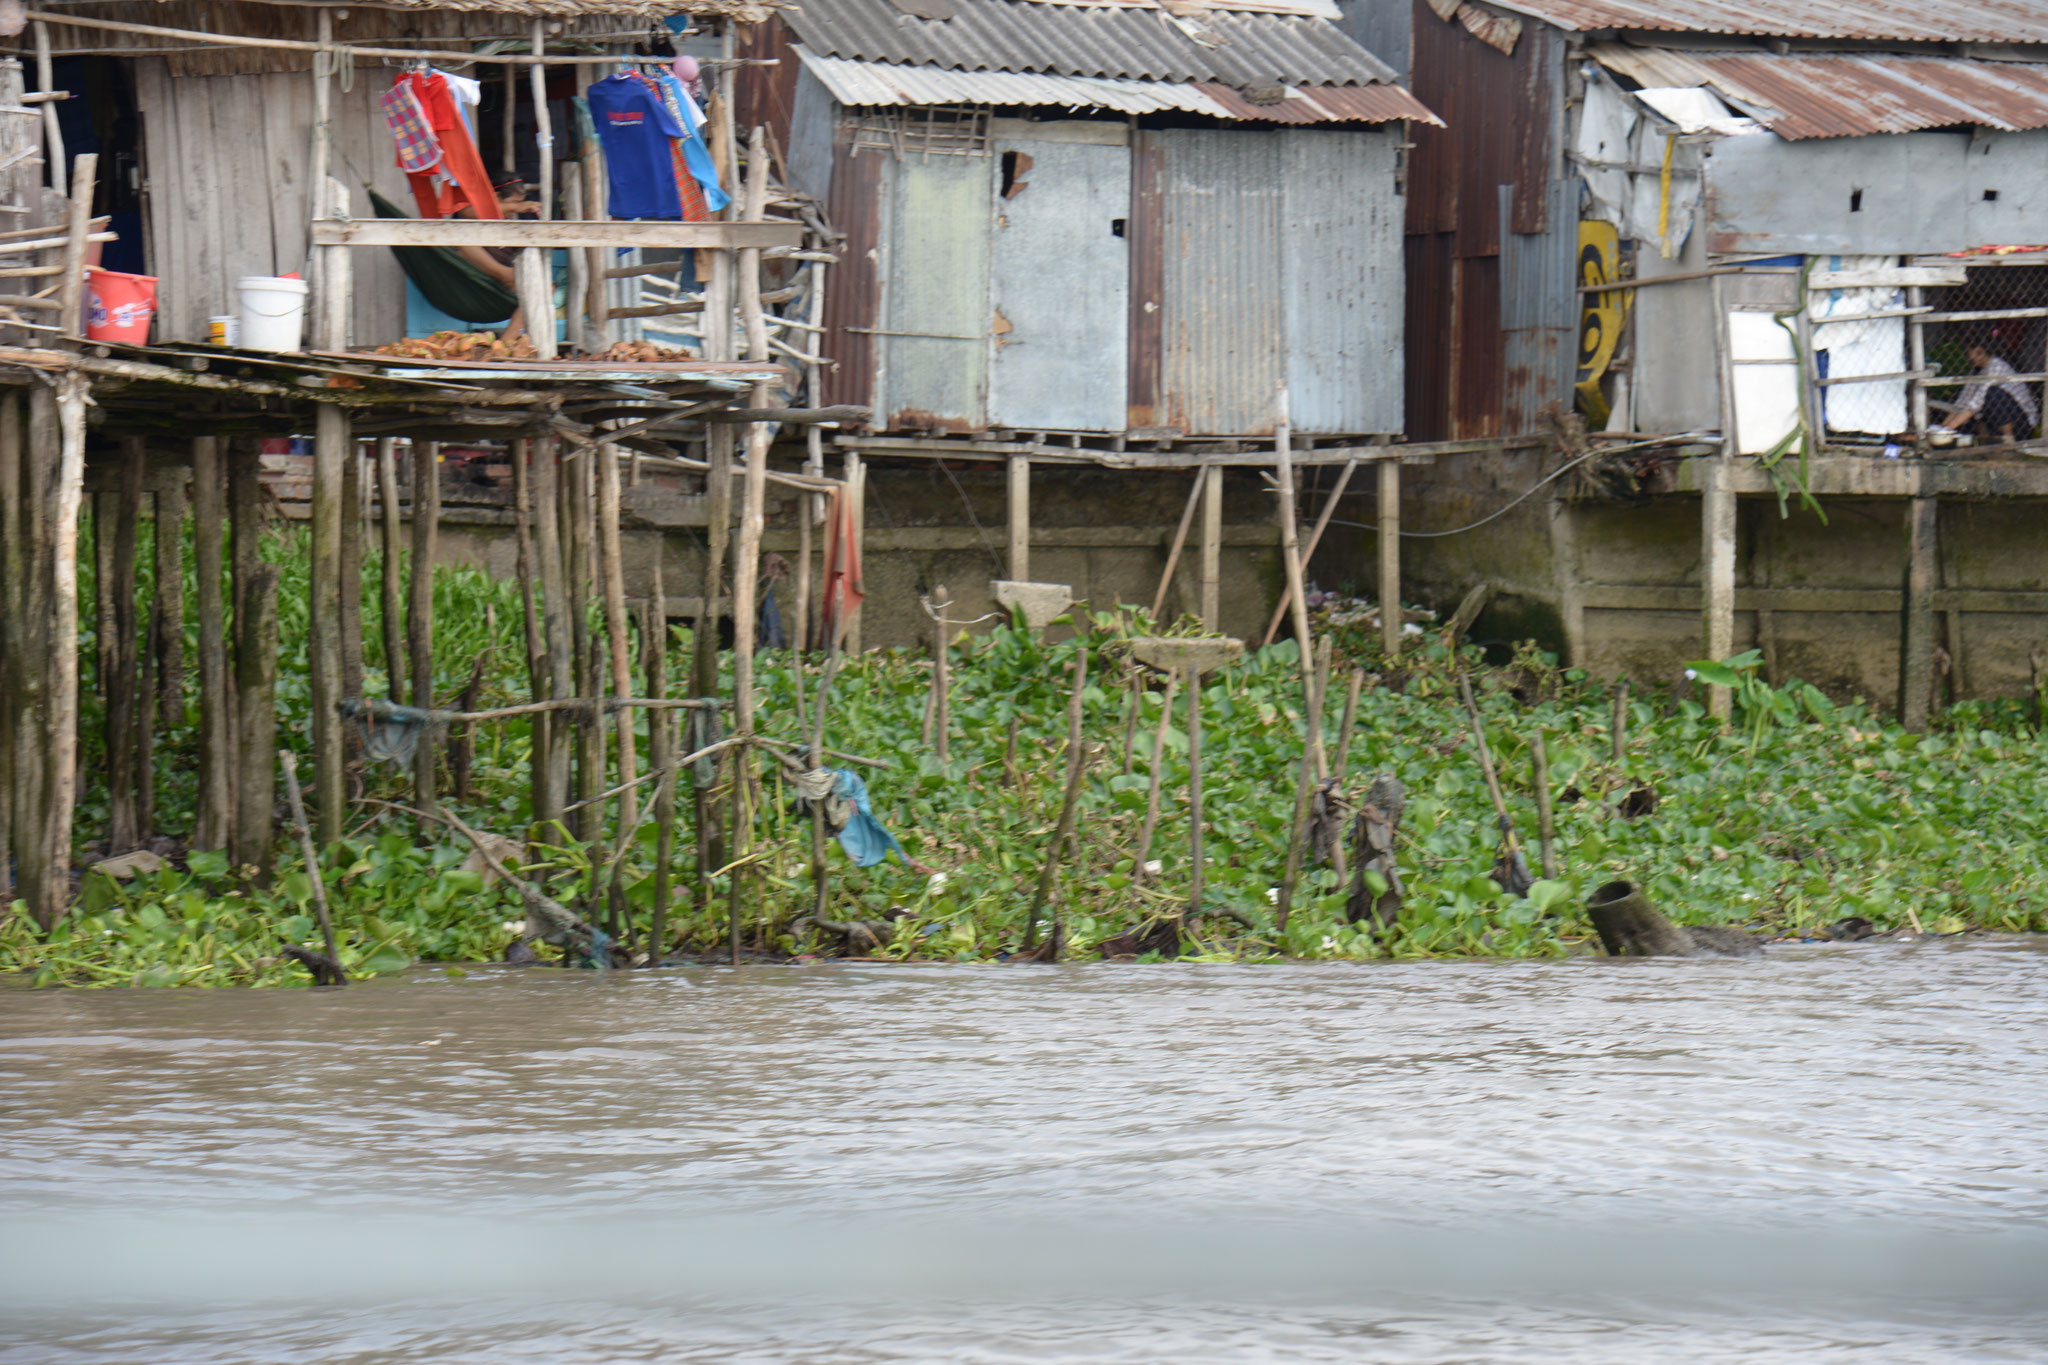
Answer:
[644,560,674,965]
[1184,665,1206,931]
[512,438,552,828]
[32,23,62,185]
[191,435,232,852]
[0,392,17,908]
[1531,731,1558,880]
[1262,457,1357,647]
[533,438,573,827]
[106,437,144,853]
[568,442,602,847]
[930,585,952,763]
[408,440,439,813]
[280,749,344,984]
[1023,646,1089,958]
[847,452,866,652]
[1132,669,1176,881]
[596,441,639,834]
[1007,456,1030,582]
[1275,635,1332,933]
[727,129,773,956]
[375,438,407,702]
[1149,472,1203,621]
[1199,464,1222,630]
[1378,459,1401,656]
[795,252,830,652]
[1273,392,1326,782]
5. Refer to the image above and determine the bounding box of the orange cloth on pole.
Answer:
[397,71,501,221]
[820,486,865,648]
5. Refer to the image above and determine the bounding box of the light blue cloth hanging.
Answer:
[656,71,731,213]
[829,769,909,868]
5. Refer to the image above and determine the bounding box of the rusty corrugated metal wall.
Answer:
[1159,130,1285,436]
[820,134,879,412]
[1404,1,1562,439]
[1500,179,1580,432]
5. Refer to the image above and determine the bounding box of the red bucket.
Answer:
[85,268,158,344]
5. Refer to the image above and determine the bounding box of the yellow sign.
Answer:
[1576,220,1627,429]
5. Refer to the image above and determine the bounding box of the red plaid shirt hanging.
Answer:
[380,82,443,176]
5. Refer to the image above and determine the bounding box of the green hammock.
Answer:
[368,188,517,325]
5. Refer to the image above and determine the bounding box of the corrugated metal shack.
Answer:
[1384,0,2048,725]
[739,0,1433,441]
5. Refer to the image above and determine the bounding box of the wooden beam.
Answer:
[311,218,804,251]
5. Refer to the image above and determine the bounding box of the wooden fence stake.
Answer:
[409,441,440,814]
[930,584,951,763]
[533,438,573,829]
[107,437,144,853]
[1531,731,1558,880]
[1275,636,1332,933]
[1199,464,1222,630]
[1133,669,1177,880]
[1378,459,1402,656]
[280,749,345,985]
[1150,473,1203,622]
[375,437,407,703]
[1023,646,1089,958]
[153,470,186,733]
[1262,457,1358,647]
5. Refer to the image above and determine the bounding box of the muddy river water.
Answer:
[4,942,2047,1362]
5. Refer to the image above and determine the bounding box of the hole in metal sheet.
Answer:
[1849,189,1863,212]
[1984,188,2000,202]
[1111,218,1126,237]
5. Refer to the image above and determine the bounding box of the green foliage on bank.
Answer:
[8,526,2048,986]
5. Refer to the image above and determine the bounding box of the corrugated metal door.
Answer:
[988,122,1129,431]
[1281,129,1403,435]
[876,150,992,432]
[1160,129,1282,436]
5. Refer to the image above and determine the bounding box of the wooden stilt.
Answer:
[0,392,18,907]
[596,442,639,834]
[107,438,144,853]
[1023,646,1089,957]
[1275,635,1332,932]
[567,450,602,845]
[1900,495,1938,733]
[930,584,951,763]
[1185,665,1206,929]
[1378,459,1402,657]
[512,438,555,830]
[38,373,86,926]
[1272,398,1327,780]
[227,439,273,881]
[153,471,186,734]
[375,437,407,702]
[1199,464,1222,631]
[1532,731,1559,880]
[1007,456,1030,582]
[192,435,232,852]
[1132,669,1177,881]
[846,450,865,653]
[1701,457,1736,722]
[1263,458,1358,647]
[309,401,349,843]
[644,559,675,965]
[339,429,364,720]
[1150,473,1202,622]
[533,438,573,829]
[408,440,439,813]
[14,386,58,926]
[1333,667,1363,790]
[232,563,279,884]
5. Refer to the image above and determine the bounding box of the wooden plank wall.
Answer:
[136,57,410,345]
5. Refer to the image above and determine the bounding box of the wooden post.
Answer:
[515,247,556,360]
[1007,455,1030,582]
[1333,667,1363,789]
[1198,463,1222,630]
[568,446,602,844]
[1906,285,1929,445]
[192,435,232,851]
[1275,635,1332,932]
[1900,495,1938,733]
[795,250,830,652]
[1273,397,1326,781]
[31,22,62,184]
[375,438,407,702]
[1150,473,1203,621]
[596,442,639,832]
[1378,459,1401,656]
[0,392,17,907]
[1532,731,1559,880]
[644,561,675,965]
[153,469,186,733]
[339,433,364,720]
[309,402,349,843]
[308,10,333,260]
[1132,669,1177,881]
[14,385,58,927]
[533,438,573,828]
[57,154,93,343]
[563,162,588,354]
[1264,458,1358,647]
[408,441,439,812]
[232,563,279,883]
[36,372,86,924]
[1701,456,1736,722]
[530,21,553,219]
[107,437,145,853]
[846,451,866,652]
[1022,646,1089,958]
[930,584,951,763]
[1185,664,1206,926]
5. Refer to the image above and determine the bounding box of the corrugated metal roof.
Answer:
[782,0,1398,85]
[1478,0,2048,44]
[800,50,1437,122]
[1592,44,2048,139]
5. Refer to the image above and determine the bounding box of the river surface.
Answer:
[4,942,2048,1362]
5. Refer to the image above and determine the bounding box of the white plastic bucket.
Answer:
[236,275,308,352]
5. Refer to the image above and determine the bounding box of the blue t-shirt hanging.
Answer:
[585,73,689,220]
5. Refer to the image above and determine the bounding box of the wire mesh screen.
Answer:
[1809,262,1908,440]
[1918,257,2048,448]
